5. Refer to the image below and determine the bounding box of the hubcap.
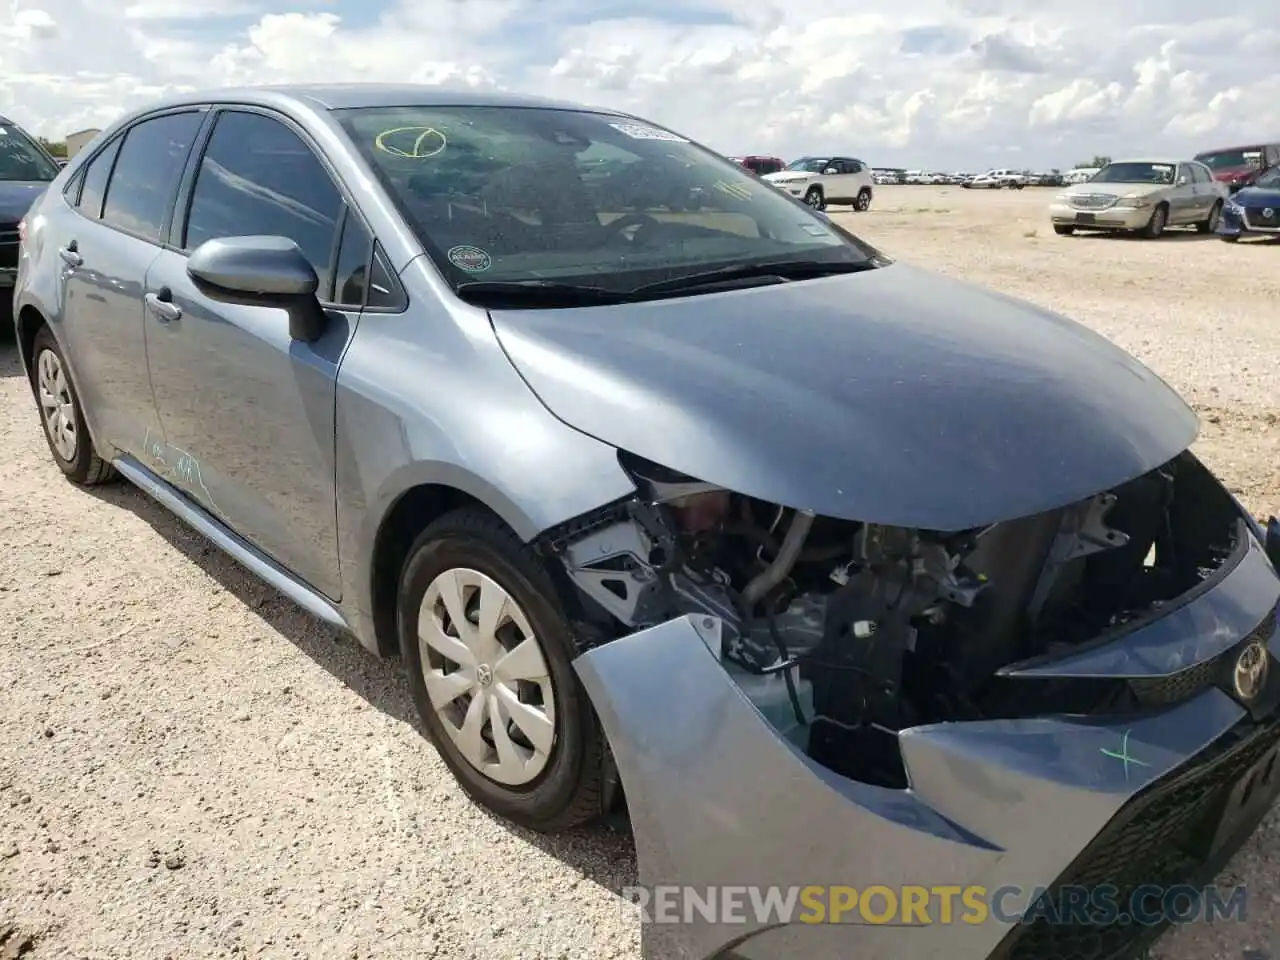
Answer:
[417,568,556,786]
[36,348,77,462]
[806,191,821,207]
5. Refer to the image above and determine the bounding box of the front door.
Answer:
[1170,164,1199,223]
[53,111,205,457]
[142,107,356,599]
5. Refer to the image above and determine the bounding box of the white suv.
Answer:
[763,156,875,211]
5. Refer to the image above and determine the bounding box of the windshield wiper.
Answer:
[455,279,630,307]
[630,259,880,298]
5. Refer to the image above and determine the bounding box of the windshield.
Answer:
[785,157,831,173]
[1090,162,1176,185]
[0,123,59,182]
[337,107,871,293]
[1195,149,1263,171]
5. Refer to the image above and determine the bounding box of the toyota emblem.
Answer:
[1264,207,1275,219]
[1233,640,1270,702]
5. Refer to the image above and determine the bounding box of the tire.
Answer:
[397,507,606,833]
[29,325,116,485]
[1220,234,1240,243]
[1197,200,1222,234]
[1053,225,1075,236]
[854,188,872,212]
[1140,204,1168,239]
[803,186,825,210]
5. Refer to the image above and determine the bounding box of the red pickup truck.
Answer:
[1194,142,1280,191]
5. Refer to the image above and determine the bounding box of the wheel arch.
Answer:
[16,304,47,380]
[368,481,495,657]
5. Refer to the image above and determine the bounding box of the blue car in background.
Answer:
[1219,164,1280,241]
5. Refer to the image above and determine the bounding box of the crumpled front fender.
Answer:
[574,615,1261,960]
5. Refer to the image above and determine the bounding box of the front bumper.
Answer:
[574,531,1280,960]
[1048,201,1152,230]
[1217,203,1280,237]
[768,180,814,199]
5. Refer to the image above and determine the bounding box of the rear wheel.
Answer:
[1140,203,1168,239]
[803,186,825,210]
[397,508,606,833]
[30,326,116,485]
[1197,200,1222,234]
[1053,225,1075,236]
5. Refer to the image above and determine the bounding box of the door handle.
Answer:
[58,243,82,267]
[145,290,182,323]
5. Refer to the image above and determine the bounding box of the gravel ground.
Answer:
[2,184,1280,959]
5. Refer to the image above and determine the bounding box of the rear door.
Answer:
[51,109,205,457]
[141,106,362,598]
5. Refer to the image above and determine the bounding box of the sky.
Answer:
[0,0,1277,170]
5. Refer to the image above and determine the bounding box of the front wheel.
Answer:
[803,186,825,210]
[1053,225,1075,236]
[1197,200,1222,234]
[854,188,872,212]
[398,508,606,833]
[29,326,116,486]
[1140,204,1168,239]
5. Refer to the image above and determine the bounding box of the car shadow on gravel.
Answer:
[1070,230,1219,242]
[1,341,22,379]
[81,479,643,899]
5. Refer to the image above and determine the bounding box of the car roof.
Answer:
[125,83,623,116]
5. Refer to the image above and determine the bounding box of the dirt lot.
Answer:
[3,185,1280,959]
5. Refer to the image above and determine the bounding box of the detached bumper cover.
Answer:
[574,534,1280,960]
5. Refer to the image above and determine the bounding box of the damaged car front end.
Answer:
[480,258,1280,960]
[547,448,1280,960]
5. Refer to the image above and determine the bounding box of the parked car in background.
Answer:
[1030,172,1064,187]
[0,114,63,307]
[963,168,1028,189]
[1063,166,1100,185]
[1048,158,1226,238]
[1195,143,1280,193]
[730,155,785,177]
[762,156,874,210]
[16,84,1280,960]
[872,167,906,184]
[1218,163,1280,241]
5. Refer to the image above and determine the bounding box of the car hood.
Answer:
[1062,180,1165,198]
[489,262,1199,531]
[1233,184,1280,205]
[0,180,50,222]
[1209,166,1258,182]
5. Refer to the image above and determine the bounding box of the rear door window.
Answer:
[75,137,122,219]
[101,111,203,242]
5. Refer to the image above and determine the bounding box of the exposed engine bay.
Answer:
[543,450,1244,789]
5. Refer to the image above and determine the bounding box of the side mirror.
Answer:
[186,235,327,342]
[55,159,67,168]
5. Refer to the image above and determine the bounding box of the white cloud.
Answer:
[0,0,1277,169]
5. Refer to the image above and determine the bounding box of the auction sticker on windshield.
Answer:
[447,245,492,272]
[609,122,689,142]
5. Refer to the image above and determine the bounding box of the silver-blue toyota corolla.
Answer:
[12,84,1280,960]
